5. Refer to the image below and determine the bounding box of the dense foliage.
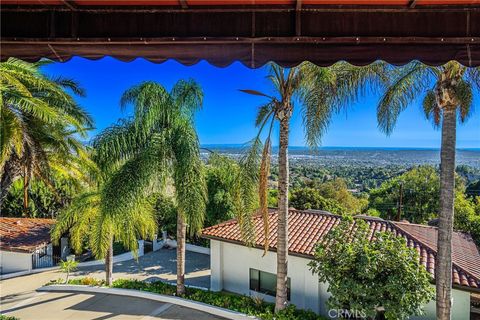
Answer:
[466,179,480,197]
[0,58,95,215]
[309,216,434,320]
[290,187,345,214]
[2,173,78,218]
[154,194,177,237]
[453,193,480,246]
[153,153,254,244]
[368,166,441,223]
[368,165,480,245]
[307,178,368,213]
[204,154,242,227]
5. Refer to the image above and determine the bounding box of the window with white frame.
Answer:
[249,268,290,300]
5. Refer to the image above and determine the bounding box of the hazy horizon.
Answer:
[201,144,480,151]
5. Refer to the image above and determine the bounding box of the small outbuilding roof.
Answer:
[202,209,480,291]
[0,217,55,253]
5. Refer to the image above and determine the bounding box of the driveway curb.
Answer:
[0,266,60,280]
[38,285,257,320]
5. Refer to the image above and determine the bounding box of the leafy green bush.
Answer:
[59,259,78,283]
[0,315,20,320]
[67,277,105,286]
[290,187,346,214]
[309,216,434,320]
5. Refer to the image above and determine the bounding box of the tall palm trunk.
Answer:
[275,114,290,312]
[436,107,456,320]
[176,213,186,296]
[105,237,113,286]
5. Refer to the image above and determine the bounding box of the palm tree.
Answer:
[0,58,94,213]
[241,62,383,312]
[375,61,479,320]
[51,181,157,285]
[92,80,206,294]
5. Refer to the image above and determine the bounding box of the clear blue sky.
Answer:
[42,57,480,149]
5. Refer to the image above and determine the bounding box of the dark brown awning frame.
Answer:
[1,2,479,67]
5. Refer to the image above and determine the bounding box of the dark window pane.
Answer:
[259,271,277,296]
[249,268,259,291]
[249,268,291,301]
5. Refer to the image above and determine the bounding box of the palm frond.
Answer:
[422,89,441,129]
[92,118,145,171]
[301,89,334,149]
[235,136,263,245]
[465,67,480,91]
[120,81,172,130]
[171,78,204,120]
[255,101,275,127]
[259,136,271,255]
[100,135,168,222]
[453,79,474,123]
[377,62,433,135]
[51,191,100,252]
[171,119,207,235]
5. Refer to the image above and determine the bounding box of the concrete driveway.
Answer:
[73,248,210,288]
[0,249,212,319]
[1,291,225,319]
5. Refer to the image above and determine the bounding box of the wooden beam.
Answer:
[2,36,477,45]
[2,6,478,13]
[295,0,302,37]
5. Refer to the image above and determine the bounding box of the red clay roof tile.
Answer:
[0,217,55,253]
[202,209,480,291]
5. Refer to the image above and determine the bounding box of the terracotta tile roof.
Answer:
[0,217,55,253]
[202,209,480,291]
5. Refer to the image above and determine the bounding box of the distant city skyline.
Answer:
[43,57,480,149]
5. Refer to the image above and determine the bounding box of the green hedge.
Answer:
[112,279,325,320]
[0,315,20,320]
[54,278,326,320]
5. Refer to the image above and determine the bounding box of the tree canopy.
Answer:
[0,58,95,214]
[368,165,480,245]
[309,216,434,320]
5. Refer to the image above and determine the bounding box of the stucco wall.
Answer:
[0,250,32,274]
[410,287,470,320]
[210,240,471,320]
[210,240,322,314]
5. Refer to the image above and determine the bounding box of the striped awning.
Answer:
[1,0,479,67]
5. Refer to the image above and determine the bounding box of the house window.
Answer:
[249,268,290,300]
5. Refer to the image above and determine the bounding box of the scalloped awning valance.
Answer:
[1,1,479,67]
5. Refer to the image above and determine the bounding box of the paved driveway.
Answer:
[1,291,225,320]
[0,249,212,320]
[72,248,211,288]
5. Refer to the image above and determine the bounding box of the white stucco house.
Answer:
[0,217,58,274]
[202,209,480,320]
